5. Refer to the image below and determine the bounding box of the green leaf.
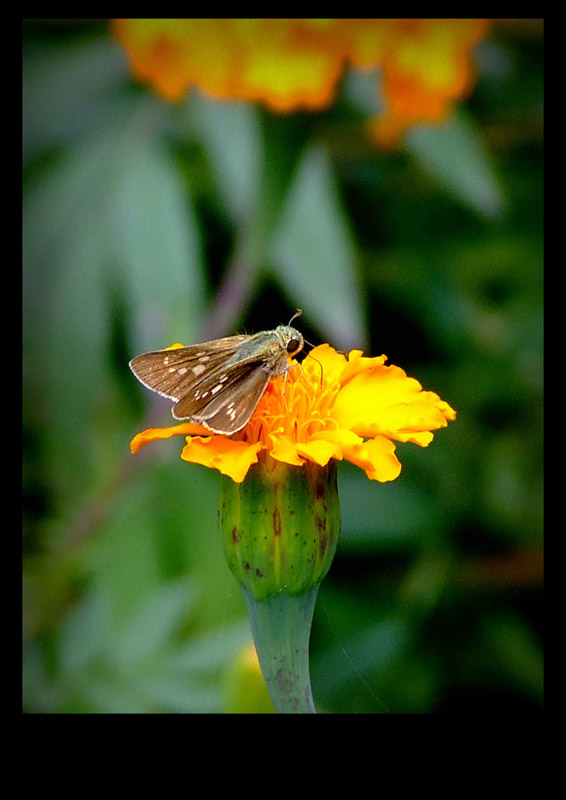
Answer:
[268,144,367,349]
[186,90,263,227]
[405,112,506,220]
[23,106,207,503]
[110,578,198,668]
[107,127,206,350]
[22,35,129,163]
[23,135,117,501]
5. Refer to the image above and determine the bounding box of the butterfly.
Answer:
[129,311,304,435]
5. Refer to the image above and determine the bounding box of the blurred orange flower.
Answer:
[112,18,490,145]
[364,19,490,146]
[131,344,456,483]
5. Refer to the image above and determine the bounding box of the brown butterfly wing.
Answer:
[172,358,272,433]
[129,335,249,401]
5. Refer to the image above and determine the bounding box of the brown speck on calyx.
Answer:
[273,507,282,537]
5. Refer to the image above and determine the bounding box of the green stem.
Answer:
[243,586,319,714]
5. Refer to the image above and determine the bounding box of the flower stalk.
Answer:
[219,456,340,713]
[242,587,318,714]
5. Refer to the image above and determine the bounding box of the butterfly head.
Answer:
[274,325,304,359]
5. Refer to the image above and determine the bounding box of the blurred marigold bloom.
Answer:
[364,19,490,146]
[130,344,456,483]
[112,18,490,145]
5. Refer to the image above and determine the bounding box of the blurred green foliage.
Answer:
[23,19,543,713]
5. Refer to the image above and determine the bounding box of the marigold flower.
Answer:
[129,340,455,713]
[112,18,346,110]
[130,343,456,483]
[112,18,490,145]
[365,19,491,147]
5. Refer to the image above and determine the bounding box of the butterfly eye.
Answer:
[286,338,301,354]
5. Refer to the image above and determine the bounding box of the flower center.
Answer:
[244,356,341,446]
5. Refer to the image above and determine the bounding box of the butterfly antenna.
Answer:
[308,354,324,387]
[286,310,325,386]
[288,309,317,351]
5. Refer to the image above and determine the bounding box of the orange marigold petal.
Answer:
[305,428,400,481]
[295,438,340,468]
[369,18,491,146]
[341,435,402,482]
[268,432,305,466]
[113,18,490,145]
[338,18,390,68]
[180,436,262,483]
[339,350,389,385]
[332,362,419,427]
[113,18,346,111]
[130,422,207,454]
[332,361,456,441]
[113,19,235,102]
[241,19,343,111]
[307,428,361,457]
[303,344,349,386]
[399,430,435,447]
[375,395,456,442]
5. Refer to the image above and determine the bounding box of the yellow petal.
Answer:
[333,362,456,440]
[304,344,349,385]
[295,438,339,467]
[181,436,263,483]
[307,427,361,457]
[268,432,305,466]
[305,427,401,480]
[130,423,206,454]
[341,435,402,482]
[339,350,388,385]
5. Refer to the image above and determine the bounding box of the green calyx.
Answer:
[219,456,340,602]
